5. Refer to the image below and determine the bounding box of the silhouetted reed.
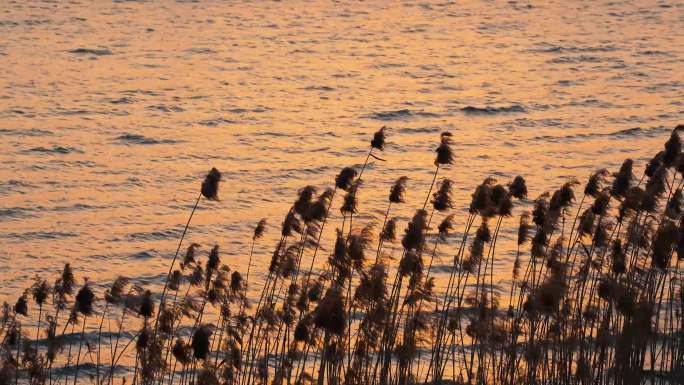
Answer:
[2,125,684,385]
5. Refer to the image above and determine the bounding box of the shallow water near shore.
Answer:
[1,0,683,369]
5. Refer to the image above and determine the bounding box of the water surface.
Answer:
[1,0,682,303]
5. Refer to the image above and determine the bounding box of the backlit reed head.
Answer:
[253,218,267,240]
[169,270,182,291]
[517,212,532,246]
[282,208,302,237]
[611,159,634,198]
[75,283,95,316]
[438,214,455,240]
[207,245,220,277]
[192,324,213,360]
[432,178,454,211]
[509,175,528,199]
[389,176,408,203]
[304,188,333,223]
[314,288,346,336]
[201,167,221,201]
[14,294,28,316]
[105,276,129,304]
[380,217,398,242]
[434,132,454,166]
[172,339,192,366]
[31,278,50,307]
[349,224,373,271]
[402,209,429,251]
[340,181,360,215]
[371,126,387,151]
[139,290,154,318]
[59,263,75,296]
[585,169,609,197]
[294,185,317,216]
[663,128,682,167]
[182,243,200,270]
[335,167,357,192]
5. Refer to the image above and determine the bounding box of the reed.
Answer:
[2,125,684,385]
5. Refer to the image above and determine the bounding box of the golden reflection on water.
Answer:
[0,0,682,313]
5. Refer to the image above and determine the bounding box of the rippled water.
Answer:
[1,0,683,308]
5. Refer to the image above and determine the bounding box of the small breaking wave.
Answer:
[533,126,670,143]
[460,105,525,114]
[303,85,335,92]
[109,97,136,104]
[0,128,52,137]
[131,250,159,259]
[68,47,112,56]
[115,133,179,145]
[25,146,82,154]
[127,228,183,241]
[147,104,184,112]
[198,118,236,126]
[365,109,440,121]
[1,231,78,240]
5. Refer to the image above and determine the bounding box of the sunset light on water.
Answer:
[0,1,683,384]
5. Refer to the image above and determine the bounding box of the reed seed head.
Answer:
[201,167,221,201]
[282,208,302,237]
[335,167,358,192]
[75,283,94,316]
[402,209,429,251]
[438,214,455,240]
[518,212,532,246]
[341,181,361,215]
[294,185,316,216]
[434,132,455,166]
[105,276,129,304]
[171,338,192,366]
[509,175,528,199]
[432,178,454,212]
[192,324,213,360]
[371,126,387,151]
[182,243,200,270]
[389,176,408,203]
[253,218,267,240]
[139,290,154,318]
[314,288,346,335]
[14,294,28,316]
[585,169,609,197]
[31,278,50,307]
[611,159,634,198]
[380,217,398,242]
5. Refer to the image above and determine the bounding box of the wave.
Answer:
[147,104,184,112]
[546,55,618,64]
[68,47,112,56]
[109,97,136,104]
[460,105,525,114]
[366,109,440,121]
[115,133,179,145]
[0,207,34,219]
[25,146,82,154]
[198,118,236,126]
[127,228,183,241]
[130,250,158,259]
[226,107,269,114]
[533,126,670,143]
[303,85,335,91]
[184,47,217,54]
[0,128,52,137]
[1,231,78,240]
[528,43,617,53]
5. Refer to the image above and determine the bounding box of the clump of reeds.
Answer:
[2,125,684,385]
